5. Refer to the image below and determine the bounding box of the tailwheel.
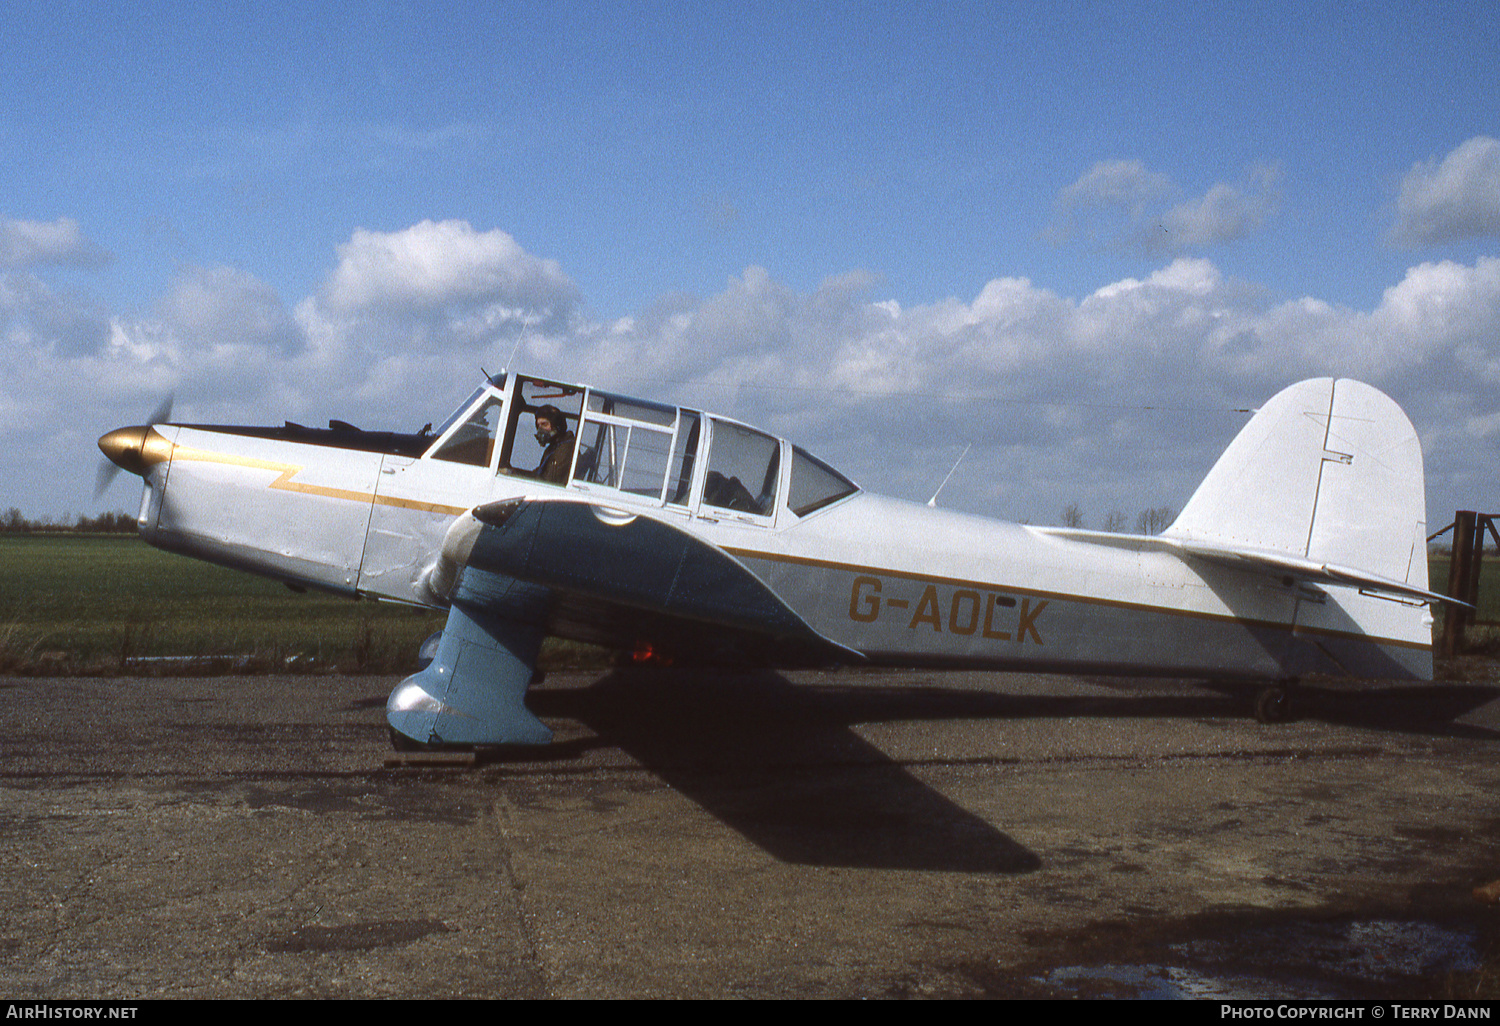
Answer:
[1254,681,1296,724]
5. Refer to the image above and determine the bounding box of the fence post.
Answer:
[1470,515,1490,611]
[1443,510,1478,657]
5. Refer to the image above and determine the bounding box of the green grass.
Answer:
[1429,556,1500,624]
[3,536,1494,674]
[0,535,451,673]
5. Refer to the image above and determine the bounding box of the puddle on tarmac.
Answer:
[1042,963,1331,1000]
[1035,918,1484,999]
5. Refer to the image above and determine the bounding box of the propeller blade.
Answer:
[94,460,121,501]
[147,393,173,427]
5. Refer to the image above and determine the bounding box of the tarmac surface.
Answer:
[3,665,1500,999]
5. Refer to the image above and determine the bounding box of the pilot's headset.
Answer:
[534,405,567,445]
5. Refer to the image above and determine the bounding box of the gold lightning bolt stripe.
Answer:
[167,443,468,515]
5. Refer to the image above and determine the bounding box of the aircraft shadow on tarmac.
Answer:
[517,669,1500,874]
[526,669,1044,875]
[1175,679,1500,741]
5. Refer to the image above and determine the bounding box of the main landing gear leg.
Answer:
[1254,679,1298,724]
[385,595,553,750]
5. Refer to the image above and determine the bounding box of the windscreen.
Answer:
[788,446,858,516]
[430,394,505,467]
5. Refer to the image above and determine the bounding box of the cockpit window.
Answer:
[667,411,700,506]
[422,376,852,522]
[788,446,858,516]
[572,391,678,498]
[500,378,583,483]
[703,421,780,517]
[430,395,505,467]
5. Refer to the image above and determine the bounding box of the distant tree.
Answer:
[1061,502,1085,528]
[1102,509,1128,533]
[0,509,135,534]
[74,511,136,533]
[1136,507,1176,535]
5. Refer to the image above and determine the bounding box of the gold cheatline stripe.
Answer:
[723,547,1431,652]
[168,443,468,515]
[164,439,1428,654]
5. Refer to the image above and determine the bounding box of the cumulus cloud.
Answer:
[1047,160,1278,256]
[1389,136,1500,247]
[54,265,305,416]
[0,217,110,269]
[237,221,589,419]
[0,270,112,359]
[5,215,1499,528]
[157,265,301,357]
[1153,180,1276,252]
[319,219,577,321]
[530,252,1500,520]
[1056,159,1172,213]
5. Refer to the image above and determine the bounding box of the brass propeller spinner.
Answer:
[98,425,173,478]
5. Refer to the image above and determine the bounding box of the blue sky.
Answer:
[3,0,1499,531]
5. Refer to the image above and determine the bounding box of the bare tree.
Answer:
[1061,502,1085,528]
[1136,507,1176,535]
[1102,509,1127,533]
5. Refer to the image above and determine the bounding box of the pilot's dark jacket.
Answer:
[537,431,576,485]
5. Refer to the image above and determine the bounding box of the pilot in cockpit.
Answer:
[531,405,576,485]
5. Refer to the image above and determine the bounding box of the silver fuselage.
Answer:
[119,373,1433,683]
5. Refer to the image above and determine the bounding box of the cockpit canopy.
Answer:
[425,373,859,523]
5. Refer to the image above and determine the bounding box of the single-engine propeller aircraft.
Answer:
[98,373,1453,748]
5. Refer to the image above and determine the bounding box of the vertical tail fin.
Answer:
[1165,378,1428,593]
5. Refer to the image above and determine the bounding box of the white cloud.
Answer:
[1045,159,1170,249]
[0,217,109,269]
[1219,257,1500,383]
[540,253,1499,521]
[319,219,577,320]
[157,265,301,357]
[238,220,591,418]
[1390,136,1500,247]
[1048,160,1278,256]
[1154,181,1274,251]
[5,218,1499,528]
[77,269,300,413]
[1055,159,1172,212]
[0,269,112,359]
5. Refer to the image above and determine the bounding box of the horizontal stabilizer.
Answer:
[1034,527,1461,606]
[1157,536,1460,607]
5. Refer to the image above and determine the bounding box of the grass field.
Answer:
[3,536,1497,675]
[1429,557,1500,620]
[0,535,454,674]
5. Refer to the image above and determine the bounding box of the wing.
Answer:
[453,496,860,666]
[391,496,859,747]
